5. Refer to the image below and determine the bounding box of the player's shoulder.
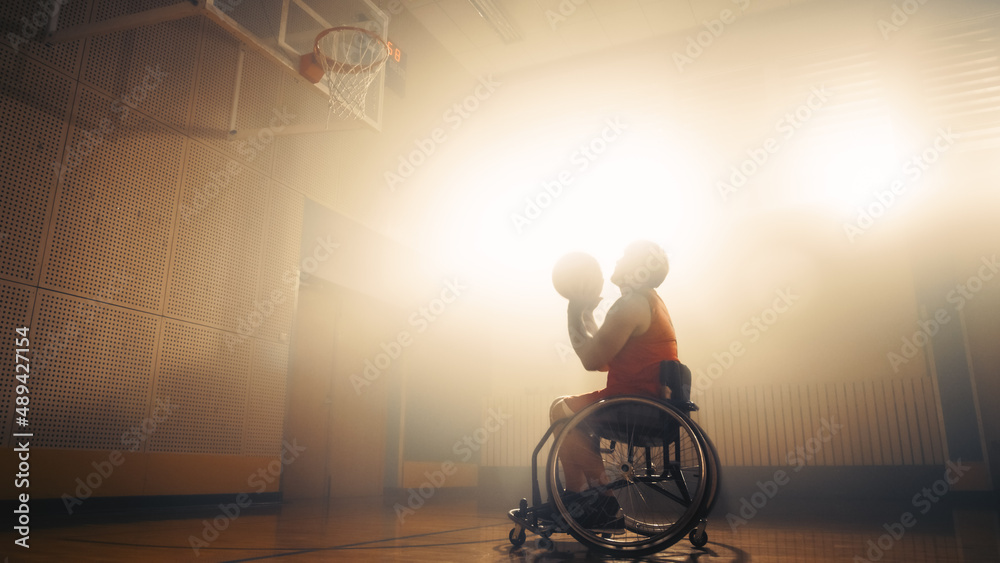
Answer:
[608,290,650,318]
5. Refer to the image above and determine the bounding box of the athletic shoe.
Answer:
[575,495,625,532]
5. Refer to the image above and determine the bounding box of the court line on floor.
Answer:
[59,521,507,558]
[222,536,752,563]
[218,522,511,562]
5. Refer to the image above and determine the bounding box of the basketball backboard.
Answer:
[207,0,389,132]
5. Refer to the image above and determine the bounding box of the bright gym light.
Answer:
[799,119,901,209]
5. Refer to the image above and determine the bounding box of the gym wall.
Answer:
[0,0,475,502]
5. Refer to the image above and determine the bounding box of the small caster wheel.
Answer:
[689,528,708,548]
[536,535,554,551]
[509,526,526,547]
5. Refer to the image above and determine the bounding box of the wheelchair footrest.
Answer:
[508,506,565,535]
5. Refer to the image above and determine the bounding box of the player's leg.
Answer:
[550,396,609,493]
[550,397,587,492]
[550,395,622,529]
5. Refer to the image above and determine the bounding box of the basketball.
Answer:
[551,252,604,301]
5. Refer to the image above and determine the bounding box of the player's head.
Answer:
[610,240,669,290]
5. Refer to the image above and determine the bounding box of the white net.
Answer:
[314,26,388,126]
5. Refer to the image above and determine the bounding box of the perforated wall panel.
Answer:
[244,339,288,456]
[0,280,35,449]
[148,319,249,454]
[278,73,328,132]
[28,290,159,450]
[0,0,89,77]
[42,85,183,312]
[0,48,73,284]
[92,0,181,22]
[272,135,329,202]
[166,141,267,331]
[191,21,281,174]
[227,45,283,173]
[82,14,200,131]
[255,182,303,342]
[189,22,239,143]
[272,74,332,197]
[0,0,302,478]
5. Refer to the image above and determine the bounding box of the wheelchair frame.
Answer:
[506,361,721,557]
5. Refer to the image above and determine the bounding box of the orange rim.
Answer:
[313,26,389,75]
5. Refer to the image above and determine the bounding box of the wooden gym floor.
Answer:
[3,495,999,562]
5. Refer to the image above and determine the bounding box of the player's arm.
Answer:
[581,306,599,336]
[568,294,648,371]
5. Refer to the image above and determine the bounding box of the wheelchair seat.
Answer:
[582,400,679,448]
[584,360,696,445]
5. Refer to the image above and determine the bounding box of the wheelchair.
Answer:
[507,360,721,557]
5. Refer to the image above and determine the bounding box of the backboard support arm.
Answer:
[46,0,204,44]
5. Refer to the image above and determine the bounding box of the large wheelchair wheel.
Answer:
[546,396,710,557]
[683,418,720,548]
[691,419,722,521]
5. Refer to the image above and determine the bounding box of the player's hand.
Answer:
[568,296,601,315]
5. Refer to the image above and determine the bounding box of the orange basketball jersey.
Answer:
[566,289,679,411]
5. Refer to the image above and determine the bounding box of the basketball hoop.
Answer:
[300,26,389,127]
